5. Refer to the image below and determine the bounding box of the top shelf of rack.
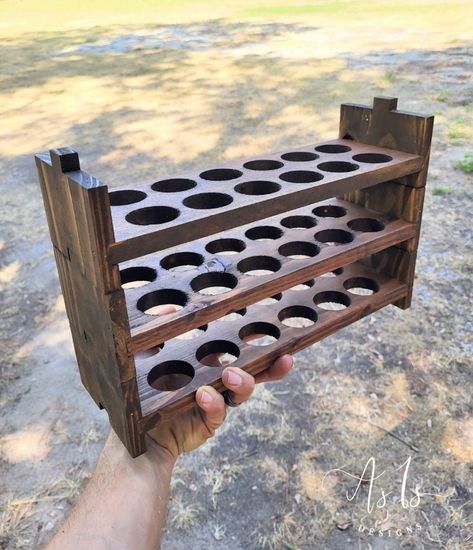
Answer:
[107,138,422,263]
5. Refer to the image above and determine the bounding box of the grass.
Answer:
[447,117,470,140]
[455,152,473,173]
[436,90,448,102]
[0,0,473,36]
[432,186,453,196]
[382,71,396,83]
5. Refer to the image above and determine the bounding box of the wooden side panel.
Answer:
[35,149,145,456]
[339,97,434,188]
[339,97,433,309]
[343,183,425,252]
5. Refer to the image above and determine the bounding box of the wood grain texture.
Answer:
[123,197,416,353]
[339,97,434,188]
[34,97,433,457]
[35,150,145,456]
[339,97,433,309]
[342,183,425,252]
[107,139,422,263]
[137,262,407,427]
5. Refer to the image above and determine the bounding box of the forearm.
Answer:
[47,431,176,550]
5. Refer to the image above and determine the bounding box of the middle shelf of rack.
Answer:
[120,197,416,353]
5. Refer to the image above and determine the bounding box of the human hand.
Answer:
[146,353,293,461]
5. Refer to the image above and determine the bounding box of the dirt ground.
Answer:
[1,7,472,550]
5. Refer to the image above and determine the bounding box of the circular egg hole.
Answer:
[278,241,320,259]
[279,170,324,183]
[347,218,385,232]
[243,159,284,171]
[174,325,208,340]
[237,256,281,276]
[151,178,197,192]
[190,272,238,295]
[137,289,187,316]
[315,144,352,154]
[344,277,379,296]
[134,344,164,362]
[147,360,194,392]
[314,291,351,311]
[318,161,359,173]
[290,280,315,291]
[245,226,284,241]
[281,215,317,229]
[281,151,319,162]
[196,340,240,367]
[278,305,318,328]
[126,206,179,225]
[352,153,392,163]
[239,322,281,347]
[160,252,204,272]
[183,192,233,210]
[120,266,157,289]
[312,205,347,218]
[320,267,344,278]
[200,168,242,181]
[109,189,147,206]
[205,238,246,255]
[217,309,247,322]
[234,180,281,195]
[255,293,282,306]
[315,229,354,245]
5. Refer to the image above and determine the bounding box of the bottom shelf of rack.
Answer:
[136,260,407,428]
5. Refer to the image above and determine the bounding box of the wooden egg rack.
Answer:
[35,97,433,456]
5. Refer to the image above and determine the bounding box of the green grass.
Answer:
[436,90,448,102]
[0,0,472,36]
[432,186,453,196]
[245,1,349,17]
[455,152,473,174]
[447,117,469,140]
[382,71,396,83]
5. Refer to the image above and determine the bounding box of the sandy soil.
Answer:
[0,16,472,550]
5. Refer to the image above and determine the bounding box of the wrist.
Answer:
[103,431,177,483]
[145,435,178,472]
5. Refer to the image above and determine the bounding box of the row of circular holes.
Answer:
[109,146,392,225]
[136,267,345,360]
[122,203,351,280]
[121,213,384,312]
[120,202,380,280]
[129,229,382,314]
[145,277,379,391]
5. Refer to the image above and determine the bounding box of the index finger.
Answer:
[254,354,293,384]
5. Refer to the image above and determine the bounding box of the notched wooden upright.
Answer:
[339,97,434,307]
[35,148,145,456]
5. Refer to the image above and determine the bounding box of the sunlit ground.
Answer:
[0,1,472,548]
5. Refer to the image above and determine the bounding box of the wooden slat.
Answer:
[107,139,422,263]
[137,261,407,427]
[342,182,425,252]
[122,198,416,353]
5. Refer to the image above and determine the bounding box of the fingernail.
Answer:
[226,370,242,387]
[199,390,212,404]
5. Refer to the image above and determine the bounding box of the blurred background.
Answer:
[0,1,472,548]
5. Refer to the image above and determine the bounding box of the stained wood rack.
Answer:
[36,97,433,456]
